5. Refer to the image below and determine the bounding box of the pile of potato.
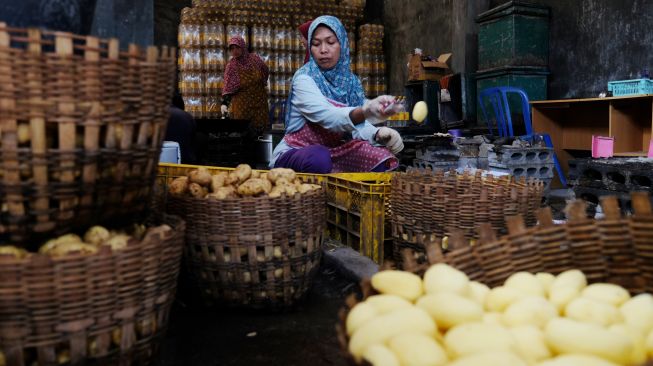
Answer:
[168,164,321,199]
[0,224,149,260]
[347,264,653,366]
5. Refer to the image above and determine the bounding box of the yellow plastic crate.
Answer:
[325,172,393,264]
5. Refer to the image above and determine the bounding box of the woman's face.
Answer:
[310,25,340,70]
[229,45,243,58]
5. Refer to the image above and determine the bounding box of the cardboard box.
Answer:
[407,53,452,81]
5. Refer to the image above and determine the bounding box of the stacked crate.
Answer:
[357,24,386,98]
[488,144,555,191]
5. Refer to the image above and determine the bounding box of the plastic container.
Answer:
[607,78,653,97]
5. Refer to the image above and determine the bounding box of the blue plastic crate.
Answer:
[607,78,653,96]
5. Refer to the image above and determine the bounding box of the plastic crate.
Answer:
[607,78,653,97]
[325,172,393,264]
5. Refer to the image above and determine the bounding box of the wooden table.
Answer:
[531,94,653,179]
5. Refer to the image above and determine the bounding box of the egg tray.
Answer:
[0,215,185,366]
[336,192,653,365]
[0,24,176,245]
[166,188,326,308]
[390,169,544,267]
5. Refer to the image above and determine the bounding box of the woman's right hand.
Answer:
[221,104,229,116]
[362,95,403,125]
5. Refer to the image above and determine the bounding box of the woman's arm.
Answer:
[291,75,357,133]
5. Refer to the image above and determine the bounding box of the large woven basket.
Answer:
[167,189,326,308]
[0,215,185,366]
[391,169,544,266]
[336,192,653,365]
[0,24,176,245]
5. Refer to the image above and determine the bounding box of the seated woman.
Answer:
[270,15,403,173]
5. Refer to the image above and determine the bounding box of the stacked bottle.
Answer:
[357,24,386,98]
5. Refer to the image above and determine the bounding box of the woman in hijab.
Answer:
[298,19,313,64]
[270,15,403,173]
[221,36,270,134]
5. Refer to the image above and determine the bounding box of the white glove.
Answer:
[375,127,404,154]
[362,95,401,125]
[220,104,229,116]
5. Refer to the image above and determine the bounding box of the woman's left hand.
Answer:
[375,127,404,154]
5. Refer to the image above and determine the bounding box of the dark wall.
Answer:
[0,0,154,49]
[154,0,192,47]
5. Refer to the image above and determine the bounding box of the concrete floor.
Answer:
[156,264,356,366]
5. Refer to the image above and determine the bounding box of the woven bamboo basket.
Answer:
[0,23,176,245]
[336,192,653,365]
[0,215,185,366]
[391,169,545,266]
[167,189,326,308]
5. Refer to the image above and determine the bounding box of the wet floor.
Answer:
[156,263,357,366]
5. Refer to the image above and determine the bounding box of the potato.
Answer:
[505,272,545,297]
[365,294,413,314]
[446,351,527,366]
[362,344,400,366]
[552,269,586,290]
[467,281,490,306]
[423,263,469,295]
[581,283,630,307]
[548,285,580,312]
[208,186,236,200]
[210,174,226,192]
[275,177,293,187]
[260,178,272,193]
[189,182,208,198]
[510,325,551,363]
[260,172,268,182]
[237,178,268,196]
[348,307,436,361]
[39,234,83,254]
[388,333,448,366]
[621,293,653,334]
[274,268,283,279]
[47,242,98,257]
[169,176,189,196]
[268,168,296,183]
[445,323,518,358]
[412,101,428,123]
[226,171,240,185]
[250,171,260,179]
[371,270,423,301]
[502,296,558,328]
[268,186,284,198]
[17,123,31,144]
[273,246,282,259]
[536,354,620,366]
[104,234,130,251]
[544,318,633,364]
[0,245,29,259]
[84,226,110,246]
[485,286,527,312]
[417,292,483,330]
[297,184,313,194]
[346,302,378,336]
[609,324,647,365]
[564,297,622,326]
[482,312,504,326]
[647,328,653,358]
[535,272,555,295]
[233,164,252,183]
[188,167,212,186]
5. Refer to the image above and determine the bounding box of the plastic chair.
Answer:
[478,86,567,187]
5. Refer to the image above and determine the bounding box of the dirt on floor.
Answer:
[156,263,358,366]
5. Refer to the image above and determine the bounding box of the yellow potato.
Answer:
[207,186,237,200]
[188,182,208,198]
[39,234,83,254]
[168,176,189,196]
[509,325,552,363]
[485,286,528,312]
[237,178,268,196]
[17,123,30,144]
[0,245,30,259]
[210,173,226,192]
[104,234,130,251]
[346,302,378,336]
[482,312,504,326]
[467,281,490,306]
[84,225,111,246]
[505,272,545,297]
[565,297,622,326]
[646,328,653,358]
[621,293,653,334]
[417,292,483,330]
[348,307,436,361]
[502,296,558,328]
[365,294,413,314]
[444,322,518,358]
[412,101,428,123]
[268,168,296,184]
[388,333,448,366]
[423,263,469,295]
[47,242,98,257]
[370,270,423,302]
[535,354,620,366]
[445,351,527,366]
[548,286,580,312]
[233,164,252,183]
[552,269,586,290]
[581,283,630,307]
[544,318,633,364]
[362,344,400,366]
[188,167,212,186]
[535,272,555,295]
[609,324,647,365]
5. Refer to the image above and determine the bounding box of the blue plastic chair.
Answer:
[478,86,567,187]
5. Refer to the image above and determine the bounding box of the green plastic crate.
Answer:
[477,1,550,70]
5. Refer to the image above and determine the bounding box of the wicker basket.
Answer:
[391,169,544,266]
[336,192,653,365]
[0,24,176,245]
[0,215,185,366]
[167,189,326,308]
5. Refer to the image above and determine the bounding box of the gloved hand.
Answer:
[220,104,229,117]
[362,95,402,125]
[375,127,404,154]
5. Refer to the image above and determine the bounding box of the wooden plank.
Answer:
[55,34,76,218]
[531,94,653,105]
[81,35,101,209]
[610,97,652,153]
